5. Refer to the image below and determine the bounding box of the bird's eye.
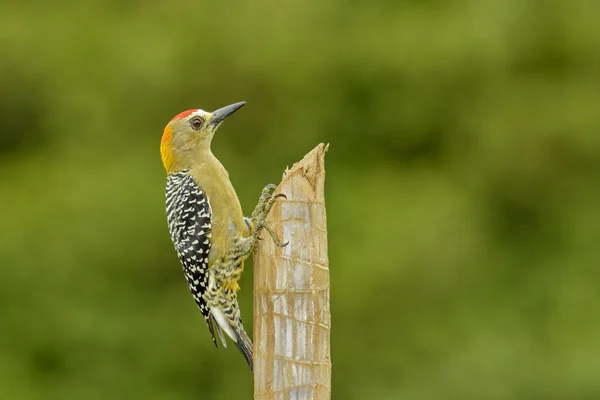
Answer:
[190,117,203,130]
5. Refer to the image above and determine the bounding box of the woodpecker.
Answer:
[160,101,286,371]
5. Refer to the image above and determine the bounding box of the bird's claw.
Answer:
[258,184,278,202]
[265,224,288,248]
[263,183,278,192]
[252,184,285,219]
[251,184,288,247]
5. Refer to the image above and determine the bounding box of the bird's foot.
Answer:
[251,184,288,247]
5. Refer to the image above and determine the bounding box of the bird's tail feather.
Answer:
[209,306,253,371]
[208,315,228,348]
[233,327,253,372]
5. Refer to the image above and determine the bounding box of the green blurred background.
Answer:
[1,0,599,398]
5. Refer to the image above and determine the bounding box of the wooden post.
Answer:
[253,144,331,399]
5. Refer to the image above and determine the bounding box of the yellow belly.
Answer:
[191,156,248,269]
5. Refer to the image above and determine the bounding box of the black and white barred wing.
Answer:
[165,171,221,347]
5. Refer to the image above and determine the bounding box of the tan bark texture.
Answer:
[253,143,331,400]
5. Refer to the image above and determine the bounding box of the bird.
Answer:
[159,101,286,371]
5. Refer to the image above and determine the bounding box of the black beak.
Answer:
[210,101,246,128]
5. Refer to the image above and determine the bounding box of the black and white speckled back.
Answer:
[165,170,216,342]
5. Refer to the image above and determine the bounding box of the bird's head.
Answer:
[160,101,246,173]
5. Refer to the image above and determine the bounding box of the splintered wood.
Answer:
[253,144,331,400]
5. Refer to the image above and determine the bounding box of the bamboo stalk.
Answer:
[253,143,331,399]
